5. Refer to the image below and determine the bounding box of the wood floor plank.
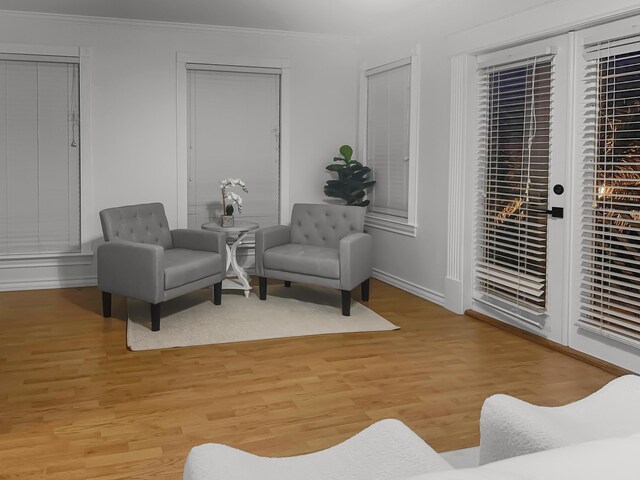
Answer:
[0,279,616,479]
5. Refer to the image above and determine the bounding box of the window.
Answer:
[363,57,418,236]
[475,55,554,317]
[0,54,81,256]
[186,65,280,230]
[578,36,640,346]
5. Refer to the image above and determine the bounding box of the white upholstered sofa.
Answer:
[184,375,640,480]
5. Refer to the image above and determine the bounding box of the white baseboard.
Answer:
[444,276,464,314]
[0,276,97,292]
[372,268,444,306]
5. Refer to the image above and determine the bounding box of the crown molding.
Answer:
[0,9,358,44]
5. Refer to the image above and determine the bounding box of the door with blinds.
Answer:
[473,36,570,340]
[571,17,640,363]
[186,65,280,230]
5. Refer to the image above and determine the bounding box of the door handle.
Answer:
[546,207,564,218]
[528,206,564,218]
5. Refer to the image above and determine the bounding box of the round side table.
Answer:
[202,220,258,298]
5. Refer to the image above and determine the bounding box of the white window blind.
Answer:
[186,67,280,229]
[578,36,640,347]
[366,61,411,219]
[475,55,554,314]
[0,58,80,256]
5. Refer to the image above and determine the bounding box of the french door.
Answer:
[473,35,570,344]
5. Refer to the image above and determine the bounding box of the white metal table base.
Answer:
[222,231,252,297]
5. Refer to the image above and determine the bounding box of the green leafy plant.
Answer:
[323,145,375,207]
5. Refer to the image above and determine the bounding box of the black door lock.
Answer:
[546,207,564,218]
[553,184,565,195]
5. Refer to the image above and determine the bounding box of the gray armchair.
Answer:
[255,203,373,316]
[97,203,226,331]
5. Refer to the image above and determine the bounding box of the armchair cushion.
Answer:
[263,243,340,279]
[99,202,173,249]
[290,204,366,248]
[164,248,224,290]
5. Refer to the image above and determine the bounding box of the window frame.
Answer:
[359,54,420,237]
[176,53,291,228]
[0,43,93,261]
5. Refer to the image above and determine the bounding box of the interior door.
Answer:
[472,35,570,344]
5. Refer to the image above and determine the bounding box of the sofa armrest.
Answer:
[255,225,291,276]
[171,229,227,267]
[97,241,165,304]
[339,232,373,291]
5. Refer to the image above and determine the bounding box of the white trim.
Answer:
[444,54,471,314]
[0,253,93,269]
[0,9,357,43]
[372,268,444,306]
[447,1,640,56]
[365,215,416,237]
[365,57,411,76]
[79,47,93,255]
[0,42,80,57]
[359,45,420,234]
[176,53,291,228]
[0,276,96,292]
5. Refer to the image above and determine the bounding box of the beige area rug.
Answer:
[127,284,399,351]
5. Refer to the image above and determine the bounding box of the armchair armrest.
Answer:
[97,241,164,304]
[255,225,291,276]
[339,232,373,290]
[171,229,227,267]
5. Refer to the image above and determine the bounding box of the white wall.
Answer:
[0,12,358,290]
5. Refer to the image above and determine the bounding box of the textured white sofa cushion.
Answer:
[183,419,453,480]
[478,374,640,464]
[406,434,640,480]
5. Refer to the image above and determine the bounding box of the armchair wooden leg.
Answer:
[259,277,267,300]
[361,279,370,302]
[284,281,291,288]
[151,303,162,332]
[213,282,222,305]
[341,290,351,316]
[102,292,112,318]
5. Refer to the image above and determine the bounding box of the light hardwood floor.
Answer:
[0,279,616,479]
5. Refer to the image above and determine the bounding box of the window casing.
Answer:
[361,56,419,237]
[186,65,281,230]
[0,53,81,257]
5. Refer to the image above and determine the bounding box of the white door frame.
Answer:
[176,53,291,229]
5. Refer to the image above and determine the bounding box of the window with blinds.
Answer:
[0,57,81,256]
[579,37,640,347]
[366,60,411,219]
[186,66,280,230]
[475,56,554,315]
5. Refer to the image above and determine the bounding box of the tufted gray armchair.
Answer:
[255,203,373,316]
[96,203,227,331]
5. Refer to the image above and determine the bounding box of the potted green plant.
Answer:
[323,145,375,207]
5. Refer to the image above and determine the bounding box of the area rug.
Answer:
[127,284,399,351]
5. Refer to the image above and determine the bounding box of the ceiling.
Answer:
[0,0,435,35]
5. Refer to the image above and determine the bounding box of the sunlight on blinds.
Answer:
[474,55,554,317]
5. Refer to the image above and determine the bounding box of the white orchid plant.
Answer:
[220,178,248,215]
